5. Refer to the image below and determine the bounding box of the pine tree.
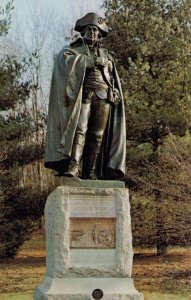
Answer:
[104,0,191,254]
[0,2,46,258]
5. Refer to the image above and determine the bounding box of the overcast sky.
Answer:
[2,0,105,27]
[1,0,105,104]
[1,0,105,49]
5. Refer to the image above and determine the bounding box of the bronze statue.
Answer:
[44,12,126,180]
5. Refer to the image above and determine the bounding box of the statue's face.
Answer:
[83,25,100,43]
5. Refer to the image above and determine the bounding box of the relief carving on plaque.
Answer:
[70,218,116,249]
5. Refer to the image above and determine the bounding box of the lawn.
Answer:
[0,232,191,299]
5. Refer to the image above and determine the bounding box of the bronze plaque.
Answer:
[70,218,116,249]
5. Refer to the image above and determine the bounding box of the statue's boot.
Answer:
[88,152,99,180]
[87,134,103,180]
[64,143,84,178]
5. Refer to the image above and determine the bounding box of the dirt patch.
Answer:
[0,232,191,298]
[133,247,191,296]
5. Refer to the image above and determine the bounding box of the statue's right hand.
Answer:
[96,57,108,68]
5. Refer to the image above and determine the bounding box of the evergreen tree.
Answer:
[104,0,191,254]
[0,0,13,36]
[104,0,191,143]
[130,134,191,248]
[0,2,46,258]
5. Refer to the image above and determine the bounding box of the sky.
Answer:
[2,0,105,26]
[0,0,106,108]
[1,0,105,51]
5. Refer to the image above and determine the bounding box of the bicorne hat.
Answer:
[75,12,108,36]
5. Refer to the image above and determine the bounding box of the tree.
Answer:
[130,134,191,248]
[0,0,13,36]
[0,2,46,258]
[103,0,191,254]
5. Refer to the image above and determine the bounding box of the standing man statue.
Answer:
[44,12,126,180]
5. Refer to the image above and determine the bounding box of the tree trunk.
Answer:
[155,189,168,256]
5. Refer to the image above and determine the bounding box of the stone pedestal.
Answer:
[34,179,143,300]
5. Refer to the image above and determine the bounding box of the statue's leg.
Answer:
[86,99,110,179]
[64,103,91,177]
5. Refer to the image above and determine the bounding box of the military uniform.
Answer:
[44,13,126,179]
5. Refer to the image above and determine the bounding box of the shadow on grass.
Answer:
[0,257,45,266]
[0,294,33,300]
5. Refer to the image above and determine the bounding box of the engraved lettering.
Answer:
[70,196,115,218]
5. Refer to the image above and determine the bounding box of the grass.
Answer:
[133,247,191,299]
[0,233,45,299]
[0,232,191,299]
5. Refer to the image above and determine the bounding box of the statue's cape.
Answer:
[44,38,126,178]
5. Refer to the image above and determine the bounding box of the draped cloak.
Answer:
[44,38,126,178]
